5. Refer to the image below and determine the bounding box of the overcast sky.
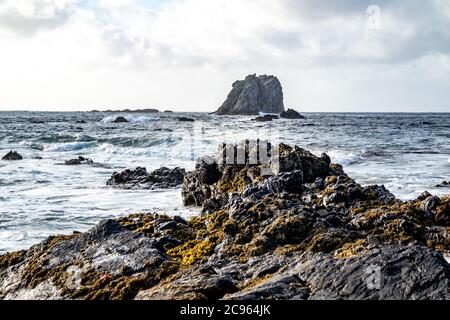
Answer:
[0,0,449,112]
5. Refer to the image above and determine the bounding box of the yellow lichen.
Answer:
[167,240,214,267]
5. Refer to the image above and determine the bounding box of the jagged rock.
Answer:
[436,181,450,188]
[296,245,450,300]
[251,115,279,122]
[2,142,450,301]
[279,109,305,119]
[2,151,23,161]
[216,74,284,115]
[64,156,94,165]
[177,117,195,122]
[107,167,185,190]
[112,116,129,123]
[0,219,175,300]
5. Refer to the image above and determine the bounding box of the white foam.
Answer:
[44,141,94,152]
[101,115,159,123]
[326,150,361,166]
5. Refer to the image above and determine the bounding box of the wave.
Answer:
[326,149,386,166]
[101,115,160,124]
[44,141,96,152]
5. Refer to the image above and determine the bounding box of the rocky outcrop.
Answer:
[251,115,279,122]
[177,117,195,122]
[107,167,185,190]
[215,75,284,115]
[436,181,450,188]
[64,156,94,165]
[280,109,305,119]
[2,151,23,161]
[112,116,129,123]
[1,141,449,300]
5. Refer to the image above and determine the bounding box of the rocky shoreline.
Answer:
[1,141,449,300]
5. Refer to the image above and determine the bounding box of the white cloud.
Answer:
[0,0,449,111]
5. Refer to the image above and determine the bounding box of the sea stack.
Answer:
[215,74,284,115]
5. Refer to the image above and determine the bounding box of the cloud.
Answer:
[0,0,74,36]
[0,0,449,111]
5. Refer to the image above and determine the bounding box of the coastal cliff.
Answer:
[1,142,449,300]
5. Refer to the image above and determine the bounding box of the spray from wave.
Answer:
[101,115,159,124]
[44,141,96,152]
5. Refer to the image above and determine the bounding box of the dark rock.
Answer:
[279,108,305,119]
[0,219,173,299]
[177,117,195,122]
[75,120,87,124]
[112,116,129,123]
[107,167,186,190]
[297,245,450,300]
[251,114,279,122]
[216,74,284,115]
[2,151,23,161]
[2,141,450,301]
[64,156,94,166]
[163,110,173,113]
[435,181,450,188]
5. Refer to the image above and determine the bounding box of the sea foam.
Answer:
[44,141,95,152]
[101,115,159,124]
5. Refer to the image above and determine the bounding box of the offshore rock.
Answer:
[107,167,186,190]
[279,109,305,119]
[216,75,284,115]
[2,151,23,161]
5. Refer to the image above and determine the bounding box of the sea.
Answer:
[1,111,449,254]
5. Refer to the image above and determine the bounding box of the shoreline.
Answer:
[1,141,449,300]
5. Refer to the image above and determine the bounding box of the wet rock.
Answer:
[224,274,309,300]
[107,167,185,190]
[436,181,450,188]
[64,156,94,166]
[0,219,175,299]
[2,141,450,300]
[136,268,237,300]
[251,115,279,122]
[2,151,23,161]
[296,245,450,300]
[216,74,284,115]
[112,116,129,123]
[279,109,305,119]
[177,117,195,122]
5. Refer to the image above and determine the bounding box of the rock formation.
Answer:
[2,151,23,161]
[215,75,285,115]
[280,109,305,119]
[112,116,129,123]
[107,167,186,190]
[436,181,450,188]
[1,141,449,300]
[251,115,279,122]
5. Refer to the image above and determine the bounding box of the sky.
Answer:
[0,0,449,112]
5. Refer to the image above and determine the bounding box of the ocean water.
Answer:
[1,111,450,254]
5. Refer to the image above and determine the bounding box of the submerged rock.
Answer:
[1,141,449,300]
[107,167,186,190]
[216,74,284,115]
[64,156,94,166]
[177,117,195,122]
[436,181,450,188]
[251,115,279,122]
[112,116,129,123]
[2,151,23,161]
[280,109,305,119]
